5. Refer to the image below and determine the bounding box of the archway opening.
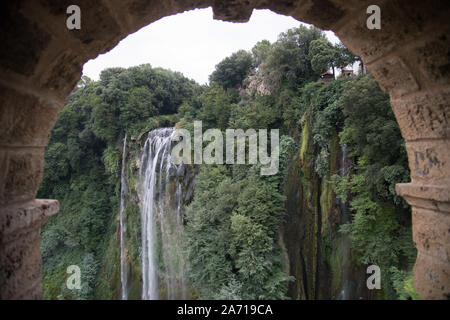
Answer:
[0,1,448,300]
[43,8,396,301]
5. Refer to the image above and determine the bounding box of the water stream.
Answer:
[337,144,353,300]
[120,134,128,300]
[139,128,186,300]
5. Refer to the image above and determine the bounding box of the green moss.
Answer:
[127,262,142,300]
[299,108,311,163]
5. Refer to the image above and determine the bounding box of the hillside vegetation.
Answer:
[39,25,417,300]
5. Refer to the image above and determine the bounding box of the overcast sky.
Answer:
[82,8,340,85]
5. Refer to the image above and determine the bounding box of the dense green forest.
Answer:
[38,25,417,300]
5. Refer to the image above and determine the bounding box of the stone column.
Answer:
[0,200,58,299]
[394,89,450,300]
[0,83,61,299]
[323,0,450,299]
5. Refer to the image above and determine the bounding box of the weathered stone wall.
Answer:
[0,0,448,299]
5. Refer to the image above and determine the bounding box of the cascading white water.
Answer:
[340,145,347,177]
[120,134,128,300]
[176,182,183,225]
[338,143,352,300]
[140,128,186,300]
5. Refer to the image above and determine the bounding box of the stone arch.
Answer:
[0,0,448,299]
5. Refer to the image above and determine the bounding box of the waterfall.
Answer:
[340,144,348,221]
[140,128,186,300]
[337,144,353,300]
[120,134,128,300]
[340,144,347,177]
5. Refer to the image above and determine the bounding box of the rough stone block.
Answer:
[35,50,84,101]
[0,200,58,299]
[412,30,450,86]
[0,230,41,299]
[391,88,450,141]
[0,1,51,76]
[0,85,61,146]
[40,0,121,45]
[212,0,254,22]
[414,250,450,299]
[412,207,450,263]
[0,149,45,205]
[300,0,345,30]
[369,55,419,98]
[336,1,424,63]
[405,139,450,185]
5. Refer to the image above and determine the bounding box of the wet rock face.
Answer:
[0,0,449,299]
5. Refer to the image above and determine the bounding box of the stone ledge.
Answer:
[0,199,59,244]
[396,183,450,213]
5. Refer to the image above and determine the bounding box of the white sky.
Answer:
[82,8,340,85]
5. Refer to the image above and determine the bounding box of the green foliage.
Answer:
[185,150,293,299]
[334,43,359,71]
[229,95,279,130]
[119,86,157,132]
[264,25,324,88]
[102,145,121,175]
[309,38,337,74]
[213,276,243,300]
[209,50,254,89]
[391,269,420,300]
[298,79,347,176]
[329,76,416,299]
[309,39,358,76]
[42,142,70,183]
[92,64,201,142]
[184,167,237,297]
[251,40,272,67]
[275,88,303,136]
[39,23,414,302]
[39,64,199,299]
[339,75,410,203]
[334,166,415,299]
[197,83,237,130]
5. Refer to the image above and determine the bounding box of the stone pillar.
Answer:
[394,89,450,299]
[323,0,450,299]
[397,183,449,299]
[0,82,61,299]
[0,200,58,299]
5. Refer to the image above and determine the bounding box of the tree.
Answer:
[309,38,338,76]
[184,167,238,298]
[251,40,272,67]
[334,42,359,73]
[198,83,236,130]
[331,75,415,298]
[92,64,201,141]
[119,86,156,132]
[209,50,254,89]
[265,25,325,88]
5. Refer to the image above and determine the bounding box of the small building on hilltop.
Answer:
[341,69,354,78]
[319,72,334,83]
